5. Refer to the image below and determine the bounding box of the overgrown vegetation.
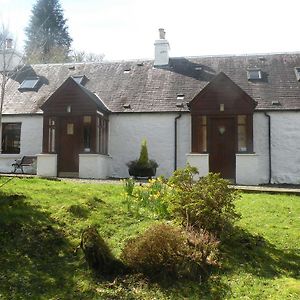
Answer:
[122,165,240,280]
[121,223,219,280]
[123,165,240,235]
[0,176,299,299]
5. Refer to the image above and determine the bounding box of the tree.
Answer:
[71,50,105,63]
[25,0,72,63]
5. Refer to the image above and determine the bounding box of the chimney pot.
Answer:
[159,28,166,39]
[5,38,13,49]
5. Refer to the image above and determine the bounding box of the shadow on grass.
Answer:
[0,191,92,299]
[221,226,300,279]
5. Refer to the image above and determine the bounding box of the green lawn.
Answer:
[0,177,299,299]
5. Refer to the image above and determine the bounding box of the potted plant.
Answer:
[127,139,158,178]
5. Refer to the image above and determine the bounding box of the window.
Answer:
[19,77,40,91]
[237,115,253,152]
[96,116,108,155]
[48,118,56,153]
[237,115,247,152]
[2,123,21,153]
[294,67,300,81]
[67,123,74,135]
[83,116,92,152]
[192,115,207,152]
[247,69,262,80]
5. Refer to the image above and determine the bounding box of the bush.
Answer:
[168,166,241,236]
[80,226,125,276]
[121,223,219,280]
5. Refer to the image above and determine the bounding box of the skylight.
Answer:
[177,93,185,100]
[294,67,300,81]
[19,77,40,91]
[247,69,262,80]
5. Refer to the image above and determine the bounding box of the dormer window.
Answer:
[247,69,262,80]
[71,75,88,85]
[294,67,300,81]
[19,77,40,91]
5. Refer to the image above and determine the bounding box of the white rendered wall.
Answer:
[269,112,300,184]
[0,115,43,173]
[186,153,209,179]
[79,154,112,179]
[37,154,57,177]
[109,113,190,178]
[236,112,269,185]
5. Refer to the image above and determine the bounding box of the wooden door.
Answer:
[58,117,80,174]
[209,117,236,180]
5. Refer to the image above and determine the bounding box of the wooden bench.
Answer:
[12,156,37,173]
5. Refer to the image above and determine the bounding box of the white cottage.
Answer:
[1,30,300,185]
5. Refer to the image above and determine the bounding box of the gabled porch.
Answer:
[36,76,112,179]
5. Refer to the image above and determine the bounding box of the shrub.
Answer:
[127,139,158,178]
[80,226,125,276]
[121,223,219,280]
[168,166,241,236]
[138,139,149,167]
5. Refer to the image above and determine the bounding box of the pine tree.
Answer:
[138,139,150,167]
[24,0,72,63]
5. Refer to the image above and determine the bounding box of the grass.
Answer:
[0,177,299,299]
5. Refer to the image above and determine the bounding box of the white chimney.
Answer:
[154,28,170,67]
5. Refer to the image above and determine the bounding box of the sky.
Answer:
[0,0,300,61]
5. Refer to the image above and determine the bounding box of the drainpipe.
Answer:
[174,113,182,171]
[264,112,272,184]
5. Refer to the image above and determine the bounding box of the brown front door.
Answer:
[209,117,236,180]
[58,117,80,174]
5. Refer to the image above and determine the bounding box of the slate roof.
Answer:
[2,52,300,114]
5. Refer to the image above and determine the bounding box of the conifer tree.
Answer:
[24,0,72,63]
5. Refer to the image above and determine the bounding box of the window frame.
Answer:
[1,122,21,154]
[247,69,262,81]
[294,67,300,81]
[19,77,40,91]
[96,115,109,155]
[191,114,254,154]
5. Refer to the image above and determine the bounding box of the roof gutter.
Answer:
[174,113,182,171]
[264,112,272,184]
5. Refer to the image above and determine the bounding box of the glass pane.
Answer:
[248,70,261,80]
[238,125,247,151]
[83,116,92,124]
[2,123,21,153]
[20,78,39,89]
[238,115,246,125]
[202,125,207,152]
[84,125,91,151]
[67,123,74,135]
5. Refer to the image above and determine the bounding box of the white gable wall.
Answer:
[0,115,43,173]
[269,111,300,184]
[109,113,190,178]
